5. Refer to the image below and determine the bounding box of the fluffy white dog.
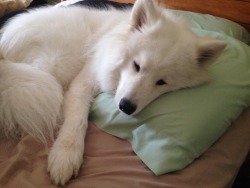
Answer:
[0,0,226,185]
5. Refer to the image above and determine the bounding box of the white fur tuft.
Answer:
[0,61,63,142]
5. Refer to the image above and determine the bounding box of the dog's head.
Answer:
[115,0,226,115]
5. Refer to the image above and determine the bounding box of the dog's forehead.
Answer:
[127,20,198,67]
[137,37,184,66]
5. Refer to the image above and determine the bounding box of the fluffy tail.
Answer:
[0,60,63,143]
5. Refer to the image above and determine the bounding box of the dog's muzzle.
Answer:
[119,98,137,115]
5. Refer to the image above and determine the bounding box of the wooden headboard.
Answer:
[112,0,250,32]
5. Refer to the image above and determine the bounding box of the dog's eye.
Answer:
[134,61,140,72]
[156,79,167,86]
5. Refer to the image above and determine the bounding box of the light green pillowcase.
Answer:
[90,30,250,175]
[170,10,250,44]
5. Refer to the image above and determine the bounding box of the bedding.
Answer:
[0,110,250,188]
[0,0,32,16]
[0,0,249,187]
[169,10,250,44]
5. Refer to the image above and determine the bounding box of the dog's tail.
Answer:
[0,60,63,143]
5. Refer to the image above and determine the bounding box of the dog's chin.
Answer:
[130,108,141,116]
[117,106,142,116]
[118,109,136,116]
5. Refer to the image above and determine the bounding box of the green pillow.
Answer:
[170,10,250,44]
[90,30,250,175]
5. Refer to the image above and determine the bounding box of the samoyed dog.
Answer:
[0,0,226,185]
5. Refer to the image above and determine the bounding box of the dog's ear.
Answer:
[197,38,226,64]
[130,0,161,31]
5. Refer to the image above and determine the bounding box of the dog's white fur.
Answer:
[0,0,226,185]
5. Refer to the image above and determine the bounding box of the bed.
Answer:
[0,0,250,187]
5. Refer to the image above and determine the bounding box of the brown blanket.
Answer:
[0,0,32,16]
[0,107,250,187]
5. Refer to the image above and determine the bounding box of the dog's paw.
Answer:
[48,143,83,186]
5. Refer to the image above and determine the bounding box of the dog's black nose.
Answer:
[119,98,137,115]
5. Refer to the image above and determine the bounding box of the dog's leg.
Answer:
[47,66,97,186]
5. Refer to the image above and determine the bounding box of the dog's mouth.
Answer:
[118,97,137,115]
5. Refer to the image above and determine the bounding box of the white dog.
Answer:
[0,0,226,185]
